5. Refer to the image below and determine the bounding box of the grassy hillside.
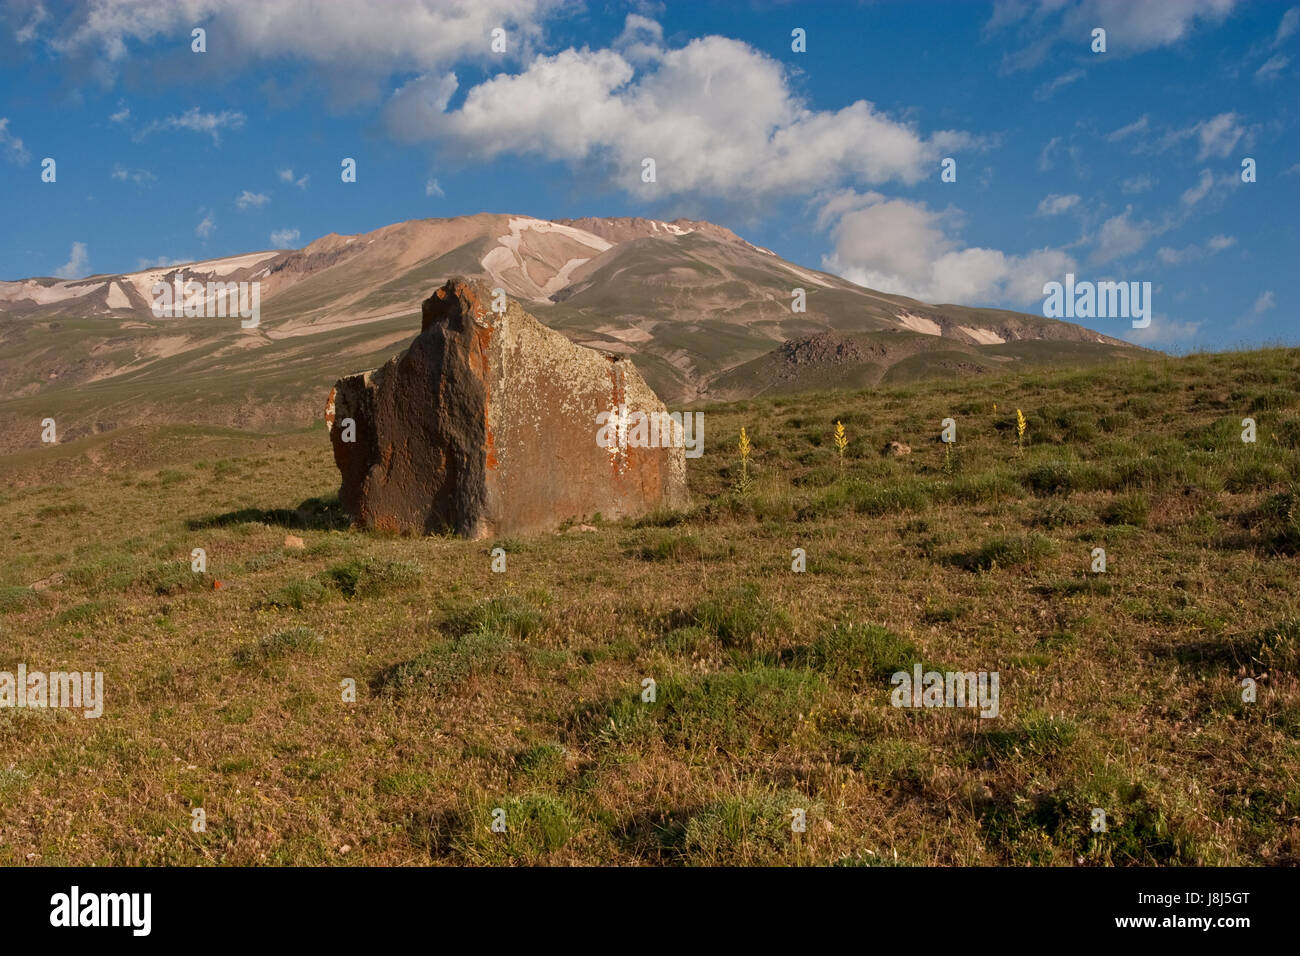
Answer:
[0,348,1297,865]
[707,330,1140,400]
[0,311,424,450]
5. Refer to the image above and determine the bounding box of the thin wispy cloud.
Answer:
[0,118,31,164]
[1157,235,1235,265]
[236,190,270,210]
[1033,68,1084,102]
[1255,54,1289,82]
[135,255,194,270]
[14,2,47,44]
[1124,314,1204,348]
[138,107,246,145]
[1092,207,1160,265]
[1121,173,1156,194]
[1275,7,1299,45]
[1107,115,1150,143]
[111,163,156,185]
[1181,169,1215,207]
[1036,193,1081,216]
[278,168,309,189]
[989,0,1240,73]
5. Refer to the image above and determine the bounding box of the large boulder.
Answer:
[325,278,689,537]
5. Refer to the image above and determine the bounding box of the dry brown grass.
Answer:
[0,348,1297,865]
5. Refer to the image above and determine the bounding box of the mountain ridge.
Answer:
[0,213,1149,451]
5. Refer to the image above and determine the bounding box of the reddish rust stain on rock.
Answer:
[473,322,495,471]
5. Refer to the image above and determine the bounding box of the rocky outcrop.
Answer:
[326,278,688,538]
[779,332,874,369]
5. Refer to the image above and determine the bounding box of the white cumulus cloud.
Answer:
[385,21,980,205]
[818,190,1075,307]
[54,241,90,279]
[39,0,563,98]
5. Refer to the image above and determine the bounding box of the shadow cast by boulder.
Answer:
[186,496,351,532]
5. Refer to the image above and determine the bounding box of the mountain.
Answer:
[0,213,1146,451]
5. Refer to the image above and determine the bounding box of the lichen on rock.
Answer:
[327,277,688,537]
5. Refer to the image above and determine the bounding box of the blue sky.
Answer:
[0,0,1296,351]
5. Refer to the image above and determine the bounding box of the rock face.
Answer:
[326,278,689,538]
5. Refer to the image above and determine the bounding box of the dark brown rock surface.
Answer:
[326,278,688,537]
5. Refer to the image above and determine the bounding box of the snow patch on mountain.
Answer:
[958,326,1007,345]
[896,311,943,336]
